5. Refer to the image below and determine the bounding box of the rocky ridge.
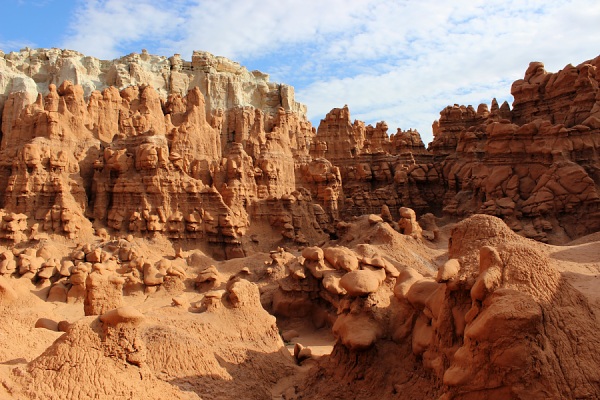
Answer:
[0,48,599,400]
[0,48,327,258]
[0,48,599,251]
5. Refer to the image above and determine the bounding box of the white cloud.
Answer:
[61,0,600,145]
[0,39,35,53]
[63,0,185,59]
[295,0,600,144]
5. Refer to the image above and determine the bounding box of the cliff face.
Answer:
[0,48,330,257]
[308,57,600,243]
[0,48,599,252]
[311,105,440,221]
[430,56,600,242]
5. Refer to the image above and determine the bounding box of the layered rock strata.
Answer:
[431,57,600,241]
[0,48,330,256]
[309,56,600,242]
[1,48,600,250]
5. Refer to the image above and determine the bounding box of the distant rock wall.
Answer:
[308,57,600,242]
[430,56,600,242]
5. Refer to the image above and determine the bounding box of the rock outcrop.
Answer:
[429,57,600,242]
[1,48,600,400]
[0,48,329,257]
[298,215,600,399]
[307,57,600,243]
[1,49,599,249]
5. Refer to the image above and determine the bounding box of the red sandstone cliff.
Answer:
[0,48,599,253]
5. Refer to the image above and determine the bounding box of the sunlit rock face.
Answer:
[0,48,324,256]
[429,56,600,242]
[1,48,599,252]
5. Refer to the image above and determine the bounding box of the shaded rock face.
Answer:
[298,215,600,400]
[311,105,439,221]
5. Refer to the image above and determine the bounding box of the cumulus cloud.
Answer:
[63,0,185,59]
[61,0,600,144]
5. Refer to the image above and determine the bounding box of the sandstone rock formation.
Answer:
[297,215,600,399]
[1,48,599,251]
[429,57,600,242]
[0,48,330,258]
[0,48,599,400]
[306,56,600,243]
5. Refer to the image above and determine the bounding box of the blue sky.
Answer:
[2,0,600,145]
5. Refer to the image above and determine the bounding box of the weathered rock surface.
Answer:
[308,57,600,243]
[1,49,599,250]
[429,57,600,242]
[0,48,600,400]
[299,215,600,399]
[0,49,330,258]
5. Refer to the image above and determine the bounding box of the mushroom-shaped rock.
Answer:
[59,260,74,277]
[294,343,312,363]
[195,265,223,286]
[304,258,334,279]
[406,278,439,310]
[437,259,460,282]
[204,290,225,300]
[324,247,359,271]
[321,270,347,295]
[394,267,424,300]
[100,306,145,327]
[381,205,394,223]
[167,263,186,279]
[332,313,382,351]
[20,256,45,278]
[0,251,16,275]
[47,281,68,302]
[383,261,400,277]
[361,256,385,268]
[69,264,89,285]
[155,258,170,273]
[368,214,383,225]
[471,248,503,302]
[36,245,55,260]
[362,256,400,277]
[398,207,423,237]
[301,246,324,261]
[287,258,306,280]
[339,269,383,296]
[86,248,103,263]
[202,289,226,311]
[38,260,57,279]
[228,279,261,308]
[81,243,93,255]
[143,262,164,286]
